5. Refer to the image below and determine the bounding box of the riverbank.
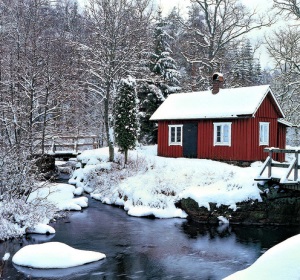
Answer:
[2,197,300,280]
[68,145,300,225]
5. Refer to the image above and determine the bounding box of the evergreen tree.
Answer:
[138,9,180,144]
[228,40,263,87]
[114,76,138,165]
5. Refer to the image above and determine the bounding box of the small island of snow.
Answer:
[12,242,106,269]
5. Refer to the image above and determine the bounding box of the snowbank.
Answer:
[26,223,55,235]
[224,234,300,280]
[28,183,89,211]
[12,242,106,269]
[70,145,263,219]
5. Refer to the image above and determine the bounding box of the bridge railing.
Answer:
[256,148,299,186]
[49,135,99,153]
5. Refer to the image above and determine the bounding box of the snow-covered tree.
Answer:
[266,27,300,125]
[82,0,152,161]
[228,40,263,87]
[138,9,180,144]
[114,76,138,164]
[180,0,274,90]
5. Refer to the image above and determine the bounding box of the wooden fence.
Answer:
[256,148,299,187]
[50,135,99,153]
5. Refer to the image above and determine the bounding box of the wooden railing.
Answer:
[50,135,99,153]
[256,148,299,186]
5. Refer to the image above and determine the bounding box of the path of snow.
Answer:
[12,242,106,269]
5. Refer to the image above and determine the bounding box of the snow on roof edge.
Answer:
[278,119,293,127]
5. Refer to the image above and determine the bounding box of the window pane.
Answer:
[223,125,229,142]
[171,127,175,142]
[259,123,269,144]
[217,126,221,142]
[260,125,263,142]
[176,127,181,142]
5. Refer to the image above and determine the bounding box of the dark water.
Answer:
[1,198,300,280]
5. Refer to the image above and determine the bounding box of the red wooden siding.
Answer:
[156,91,286,162]
[255,93,283,118]
[277,123,287,162]
[157,120,183,158]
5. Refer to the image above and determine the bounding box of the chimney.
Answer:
[212,72,224,94]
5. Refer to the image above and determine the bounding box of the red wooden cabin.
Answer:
[150,76,289,162]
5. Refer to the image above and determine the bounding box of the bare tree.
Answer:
[265,27,300,125]
[273,0,300,19]
[180,0,274,90]
[81,0,152,161]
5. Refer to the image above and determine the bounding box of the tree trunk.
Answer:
[124,149,128,165]
[104,85,114,162]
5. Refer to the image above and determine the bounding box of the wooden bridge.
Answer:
[48,135,99,160]
[256,148,300,189]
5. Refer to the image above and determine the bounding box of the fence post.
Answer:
[51,138,56,153]
[74,136,78,153]
[93,137,98,149]
[294,151,299,181]
[268,150,273,178]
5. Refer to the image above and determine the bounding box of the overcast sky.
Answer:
[77,0,278,68]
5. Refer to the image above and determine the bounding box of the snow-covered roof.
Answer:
[150,85,285,120]
[278,119,293,127]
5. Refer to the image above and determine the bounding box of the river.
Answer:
[1,198,300,280]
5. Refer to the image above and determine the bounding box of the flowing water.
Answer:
[1,198,300,280]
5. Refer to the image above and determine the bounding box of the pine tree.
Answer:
[228,40,263,87]
[138,9,180,144]
[114,76,138,165]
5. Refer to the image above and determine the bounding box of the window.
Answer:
[168,125,183,146]
[259,122,269,145]
[213,122,231,146]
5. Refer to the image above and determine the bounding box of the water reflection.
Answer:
[13,261,105,279]
[1,199,300,280]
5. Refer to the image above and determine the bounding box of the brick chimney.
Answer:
[212,72,224,94]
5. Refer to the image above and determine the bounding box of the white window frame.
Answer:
[168,125,183,146]
[259,122,269,146]
[213,122,232,146]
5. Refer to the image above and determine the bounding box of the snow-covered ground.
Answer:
[224,234,300,280]
[2,144,300,274]
[69,145,264,218]
[28,183,89,211]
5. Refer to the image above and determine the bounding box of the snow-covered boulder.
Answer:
[12,242,106,269]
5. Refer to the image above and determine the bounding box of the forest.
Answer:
[0,0,299,236]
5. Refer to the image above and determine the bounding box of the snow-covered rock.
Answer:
[12,242,106,269]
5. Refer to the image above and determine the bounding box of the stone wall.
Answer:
[180,184,300,226]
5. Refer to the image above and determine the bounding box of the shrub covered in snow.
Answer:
[0,198,56,240]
